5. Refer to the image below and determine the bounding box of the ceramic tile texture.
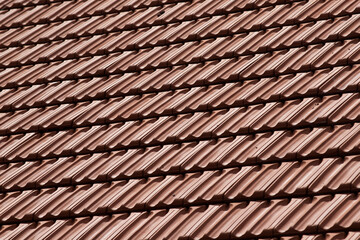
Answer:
[1,0,360,239]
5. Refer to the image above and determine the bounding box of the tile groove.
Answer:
[0,190,359,226]
[1,121,359,164]
[0,12,357,70]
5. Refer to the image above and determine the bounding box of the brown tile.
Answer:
[2,194,359,238]
[1,0,360,238]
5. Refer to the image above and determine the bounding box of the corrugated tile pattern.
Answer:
[1,36,359,90]
[1,194,360,239]
[1,92,360,135]
[1,0,360,238]
[1,157,360,223]
[1,8,359,68]
[1,64,359,112]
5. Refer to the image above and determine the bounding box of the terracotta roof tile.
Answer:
[1,194,360,238]
[1,0,360,238]
[1,157,360,224]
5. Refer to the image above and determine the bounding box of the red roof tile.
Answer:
[1,0,360,238]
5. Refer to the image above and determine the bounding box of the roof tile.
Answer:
[1,0,360,237]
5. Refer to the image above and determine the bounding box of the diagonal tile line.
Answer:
[0,0,75,10]
[0,57,359,136]
[261,231,360,240]
[0,189,359,226]
[0,1,343,57]
[0,0,303,34]
[0,88,358,136]
[1,12,358,70]
[0,34,359,93]
[1,61,358,113]
[0,152,358,194]
[0,0,193,30]
[1,120,360,164]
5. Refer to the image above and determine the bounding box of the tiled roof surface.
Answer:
[1,0,360,239]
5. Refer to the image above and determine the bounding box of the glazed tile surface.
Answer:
[1,0,360,239]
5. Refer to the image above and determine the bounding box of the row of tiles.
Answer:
[0,145,358,192]
[1,12,359,69]
[0,0,291,29]
[0,135,359,191]
[0,0,294,47]
[1,61,358,112]
[0,0,193,30]
[0,229,354,240]
[0,90,360,158]
[0,118,359,165]
[0,0,188,28]
[0,0,71,10]
[1,88,360,136]
[264,232,360,240]
[0,193,359,239]
[0,0,185,10]
[1,38,359,90]
[1,0,356,48]
[0,150,357,193]
[1,156,359,223]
